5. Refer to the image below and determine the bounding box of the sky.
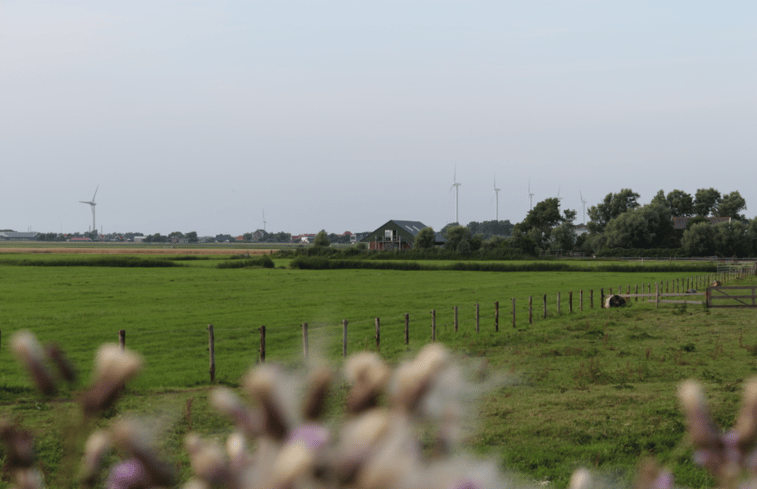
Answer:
[1,1,755,237]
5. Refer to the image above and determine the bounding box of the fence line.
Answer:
[108,266,753,384]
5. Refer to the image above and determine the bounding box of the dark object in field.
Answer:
[711,280,722,286]
[686,289,697,294]
[604,294,626,308]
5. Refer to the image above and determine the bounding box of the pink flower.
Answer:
[106,459,148,489]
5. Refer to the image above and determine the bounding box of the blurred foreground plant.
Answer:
[3,329,757,489]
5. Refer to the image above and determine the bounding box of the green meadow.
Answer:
[0,253,754,487]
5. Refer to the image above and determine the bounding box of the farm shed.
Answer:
[361,220,439,250]
[0,232,39,241]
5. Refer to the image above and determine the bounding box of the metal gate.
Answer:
[706,286,757,308]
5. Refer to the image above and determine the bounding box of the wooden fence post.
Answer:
[259,326,266,363]
[655,283,660,309]
[208,325,215,383]
[528,296,533,324]
[475,303,480,333]
[635,284,638,302]
[494,301,499,332]
[569,291,573,313]
[590,290,594,309]
[580,290,583,311]
[453,306,458,333]
[556,292,561,315]
[431,310,436,341]
[543,294,547,319]
[600,288,604,307]
[375,318,380,351]
[118,330,126,350]
[404,313,409,345]
[627,285,630,298]
[512,298,516,328]
[342,320,348,357]
[302,323,308,359]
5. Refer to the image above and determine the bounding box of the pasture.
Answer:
[0,252,755,487]
[0,256,721,390]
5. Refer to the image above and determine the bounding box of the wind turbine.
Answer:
[262,209,267,233]
[580,191,587,224]
[528,179,534,210]
[450,166,461,224]
[80,185,98,237]
[493,175,501,221]
[557,185,563,204]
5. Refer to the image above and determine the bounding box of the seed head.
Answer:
[344,352,390,414]
[11,331,57,396]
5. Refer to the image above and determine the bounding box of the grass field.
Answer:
[0,252,754,487]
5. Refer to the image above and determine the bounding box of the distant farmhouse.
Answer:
[361,220,443,250]
[0,232,39,241]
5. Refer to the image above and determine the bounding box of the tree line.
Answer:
[412,188,757,258]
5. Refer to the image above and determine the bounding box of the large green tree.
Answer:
[313,230,330,247]
[681,222,716,256]
[715,191,747,221]
[587,189,640,233]
[466,220,514,239]
[666,190,694,217]
[603,203,674,249]
[414,227,436,249]
[693,188,721,217]
[712,220,750,257]
[443,225,471,251]
[514,197,576,251]
[748,217,757,256]
[550,221,577,252]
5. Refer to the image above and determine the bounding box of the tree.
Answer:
[666,190,694,217]
[682,222,716,256]
[466,220,514,239]
[587,189,640,233]
[748,218,757,256]
[715,191,747,221]
[145,233,167,243]
[414,227,436,250]
[514,197,575,251]
[712,221,750,257]
[509,230,538,256]
[443,226,471,251]
[603,203,674,249]
[313,230,330,247]
[550,222,576,252]
[694,188,721,217]
[651,190,669,209]
[186,231,198,243]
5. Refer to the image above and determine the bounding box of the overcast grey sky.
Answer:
[1,1,755,236]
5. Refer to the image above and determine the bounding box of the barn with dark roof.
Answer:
[361,220,441,250]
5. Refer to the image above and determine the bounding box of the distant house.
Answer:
[574,224,589,236]
[672,216,732,230]
[0,232,40,241]
[292,234,316,244]
[361,220,436,250]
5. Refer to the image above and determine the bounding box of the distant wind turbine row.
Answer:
[447,170,587,225]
